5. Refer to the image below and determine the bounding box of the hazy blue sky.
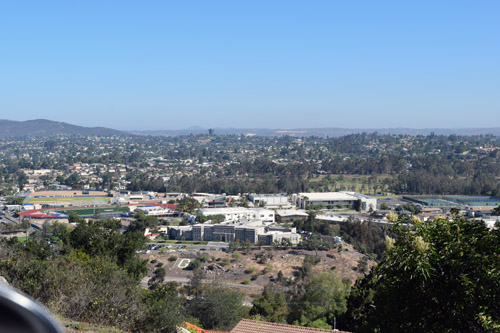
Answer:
[1,1,499,130]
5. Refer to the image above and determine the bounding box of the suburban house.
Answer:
[230,319,350,333]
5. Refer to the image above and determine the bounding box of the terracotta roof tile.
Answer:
[230,319,350,333]
[185,322,229,333]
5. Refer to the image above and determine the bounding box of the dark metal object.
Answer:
[0,283,63,333]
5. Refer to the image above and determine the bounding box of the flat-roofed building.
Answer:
[192,223,214,241]
[248,194,291,208]
[200,207,275,223]
[135,206,174,217]
[167,219,299,244]
[167,225,192,240]
[292,191,377,211]
[258,225,301,245]
[275,209,309,222]
[211,224,236,242]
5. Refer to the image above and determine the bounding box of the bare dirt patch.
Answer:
[143,243,373,291]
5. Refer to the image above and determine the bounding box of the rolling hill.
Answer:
[0,119,128,138]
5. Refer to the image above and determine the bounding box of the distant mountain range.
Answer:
[0,119,499,138]
[131,127,500,137]
[0,119,128,138]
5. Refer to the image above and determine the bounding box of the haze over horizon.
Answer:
[4,118,500,133]
[1,1,499,130]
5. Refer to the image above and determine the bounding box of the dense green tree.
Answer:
[128,212,158,233]
[195,214,225,224]
[187,269,205,298]
[177,197,202,213]
[6,196,24,205]
[0,218,187,332]
[345,217,500,332]
[187,283,245,331]
[338,219,388,260]
[300,234,324,257]
[20,219,31,238]
[0,244,144,329]
[68,212,84,223]
[67,219,147,280]
[135,283,184,332]
[379,202,389,210]
[251,285,288,323]
[288,272,349,329]
[296,255,320,280]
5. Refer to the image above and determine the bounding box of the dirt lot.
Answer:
[143,243,373,295]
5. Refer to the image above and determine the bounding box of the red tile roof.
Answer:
[230,319,350,333]
[185,322,229,333]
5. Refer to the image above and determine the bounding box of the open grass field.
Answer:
[55,206,129,217]
[15,236,27,242]
[25,196,111,204]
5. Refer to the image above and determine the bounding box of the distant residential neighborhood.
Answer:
[1,133,500,332]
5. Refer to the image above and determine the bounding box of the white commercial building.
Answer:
[248,194,291,208]
[199,207,275,223]
[135,206,175,217]
[292,191,377,211]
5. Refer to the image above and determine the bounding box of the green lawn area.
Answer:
[14,236,63,243]
[16,236,27,242]
[56,206,129,217]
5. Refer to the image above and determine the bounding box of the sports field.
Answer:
[55,206,129,217]
[404,195,500,207]
[24,196,111,204]
[442,196,500,207]
[418,199,456,207]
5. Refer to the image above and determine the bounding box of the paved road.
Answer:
[149,242,228,249]
[146,242,229,254]
[2,212,20,225]
[141,276,264,290]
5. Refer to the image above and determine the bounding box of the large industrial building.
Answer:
[166,219,300,245]
[292,191,377,211]
[248,193,292,208]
